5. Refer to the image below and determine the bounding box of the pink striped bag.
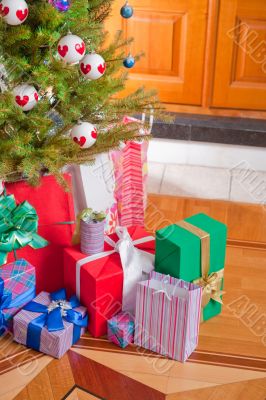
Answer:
[134,271,202,362]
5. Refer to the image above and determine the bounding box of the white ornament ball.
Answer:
[13,84,39,111]
[0,0,28,26]
[80,53,106,80]
[57,34,85,64]
[70,122,98,149]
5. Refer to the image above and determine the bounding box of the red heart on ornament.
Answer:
[98,63,106,74]
[80,63,91,75]
[0,4,9,16]
[73,136,86,147]
[91,129,97,139]
[58,45,68,58]
[34,93,39,102]
[16,9,28,21]
[16,95,29,107]
[75,42,85,55]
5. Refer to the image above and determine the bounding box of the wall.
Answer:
[147,139,266,205]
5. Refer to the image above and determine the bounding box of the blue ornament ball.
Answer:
[52,0,71,12]
[123,55,135,69]
[120,3,133,19]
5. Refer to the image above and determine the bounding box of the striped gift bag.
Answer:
[134,271,202,362]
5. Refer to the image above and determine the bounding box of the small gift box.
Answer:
[64,226,155,337]
[13,288,88,359]
[134,272,202,362]
[0,259,35,334]
[108,312,134,348]
[155,213,227,321]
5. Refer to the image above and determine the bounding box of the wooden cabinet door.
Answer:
[105,0,208,105]
[212,0,266,110]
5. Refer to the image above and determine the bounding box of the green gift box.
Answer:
[155,213,227,321]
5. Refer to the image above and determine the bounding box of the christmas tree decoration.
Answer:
[79,53,106,80]
[0,0,164,185]
[13,84,39,112]
[0,0,28,26]
[123,54,135,69]
[70,122,98,149]
[57,34,85,64]
[120,2,133,19]
[51,0,71,12]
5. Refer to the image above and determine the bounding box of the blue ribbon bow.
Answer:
[0,276,35,335]
[24,288,88,351]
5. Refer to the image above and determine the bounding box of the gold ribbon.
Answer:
[176,220,225,309]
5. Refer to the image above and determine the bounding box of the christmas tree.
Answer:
[0,0,164,185]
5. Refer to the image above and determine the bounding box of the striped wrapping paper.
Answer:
[13,291,86,359]
[0,259,35,323]
[111,117,149,227]
[80,219,105,255]
[134,271,202,362]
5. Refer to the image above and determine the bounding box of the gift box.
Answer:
[134,271,202,362]
[13,288,87,359]
[107,312,134,348]
[155,213,227,321]
[111,116,149,227]
[5,174,75,293]
[0,259,35,333]
[64,226,155,337]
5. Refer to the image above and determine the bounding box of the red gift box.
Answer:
[64,226,155,337]
[5,174,75,294]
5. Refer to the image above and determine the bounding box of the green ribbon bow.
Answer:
[0,194,49,265]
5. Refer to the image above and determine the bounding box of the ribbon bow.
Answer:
[176,220,225,309]
[76,226,155,312]
[194,271,225,308]
[0,193,48,264]
[24,288,88,351]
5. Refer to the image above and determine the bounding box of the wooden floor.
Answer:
[0,195,266,400]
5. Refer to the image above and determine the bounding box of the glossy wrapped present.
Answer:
[64,226,155,337]
[13,288,87,358]
[0,259,35,334]
[108,312,134,348]
[6,174,75,293]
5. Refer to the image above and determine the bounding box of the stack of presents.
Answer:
[0,140,227,362]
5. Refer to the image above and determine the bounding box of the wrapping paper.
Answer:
[64,226,155,337]
[13,290,87,358]
[155,213,227,321]
[108,312,134,348]
[134,271,202,362]
[111,116,149,227]
[6,174,75,293]
[0,259,35,331]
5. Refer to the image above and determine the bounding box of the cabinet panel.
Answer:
[212,0,266,110]
[105,0,208,105]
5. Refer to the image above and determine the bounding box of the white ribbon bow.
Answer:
[76,227,155,312]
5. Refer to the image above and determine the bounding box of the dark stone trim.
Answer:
[152,113,266,147]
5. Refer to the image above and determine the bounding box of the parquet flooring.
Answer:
[0,195,265,399]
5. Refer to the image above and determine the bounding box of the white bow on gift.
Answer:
[76,227,155,313]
